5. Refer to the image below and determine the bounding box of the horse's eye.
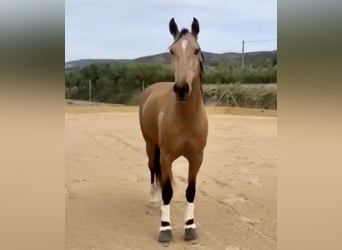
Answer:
[194,48,200,55]
[170,49,174,55]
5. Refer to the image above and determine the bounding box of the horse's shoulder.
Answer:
[145,82,173,105]
[149,82,174,92]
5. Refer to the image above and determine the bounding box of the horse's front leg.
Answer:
[184,152,203,241]
[158,152,173,243]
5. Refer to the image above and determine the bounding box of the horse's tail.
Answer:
[154,145,174,188]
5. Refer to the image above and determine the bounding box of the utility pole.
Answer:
[242,40,245,69]
[89,79,92,103]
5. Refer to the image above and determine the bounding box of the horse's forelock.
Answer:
[174,28,189,43]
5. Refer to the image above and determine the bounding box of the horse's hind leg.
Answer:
[183,152,203,241]
[146,142,161,205]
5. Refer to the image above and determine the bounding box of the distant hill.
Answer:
[65,50,277,69]
[65,59,130,69]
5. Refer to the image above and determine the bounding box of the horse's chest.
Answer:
[178,135,203,151]
[176,132,195,144]
[158,113,207,153]
[160,126,206,152]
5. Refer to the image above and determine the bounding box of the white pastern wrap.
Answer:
[184,202,195,223]
[159,225,172,231]
[150,184,161,202]
[184,223,197,229]
[161,204,171,223]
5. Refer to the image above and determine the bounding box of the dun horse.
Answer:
[139,17,208,243]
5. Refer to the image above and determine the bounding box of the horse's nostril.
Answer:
[183,84,189,92]
[173,84,178,93]
[180,84,189,95]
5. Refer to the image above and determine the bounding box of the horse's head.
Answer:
[168,18,203,101]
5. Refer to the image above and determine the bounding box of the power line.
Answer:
[220,42,244,54]
[244,39,277,43]
[241,38,277,69]
[228,42,242,51]
[223,39,277,54]
[205,38,277,69]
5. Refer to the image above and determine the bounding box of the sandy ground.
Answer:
[65,109,277,250]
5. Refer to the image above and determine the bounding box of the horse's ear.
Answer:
[191,17,200,38]
[169,18,179,39]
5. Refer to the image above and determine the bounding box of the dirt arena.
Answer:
[65,107,277,250]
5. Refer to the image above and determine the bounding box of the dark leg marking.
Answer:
[150,145,160,185]
[161,221,170,226]
[154,145,161,182]
[149,168,154,184]
[148,144,161,206]
[186,180,196,202]
[185,219,194,225]
[162,178,173,205]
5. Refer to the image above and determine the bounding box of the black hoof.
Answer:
[159,229,173,243]
[184,228,198,241]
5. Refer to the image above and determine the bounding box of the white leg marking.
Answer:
[184,202,195,222]
[150,183,161,203]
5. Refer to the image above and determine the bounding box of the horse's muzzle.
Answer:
[173,83,190,101]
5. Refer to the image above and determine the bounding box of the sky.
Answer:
[65,0,277,62]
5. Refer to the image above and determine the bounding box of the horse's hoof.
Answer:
[184,228,198,241]
[159,229,173,243]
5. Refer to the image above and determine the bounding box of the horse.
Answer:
[139,17,208,243]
